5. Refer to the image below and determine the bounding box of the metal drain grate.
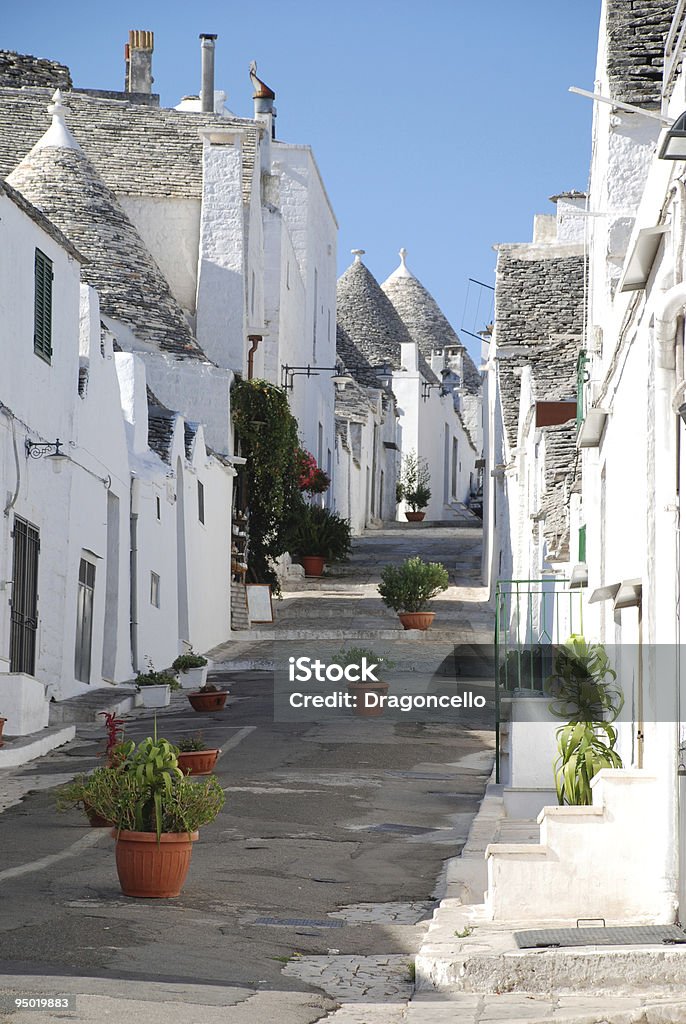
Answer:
[515,925,686,949]
[253,917,344,928]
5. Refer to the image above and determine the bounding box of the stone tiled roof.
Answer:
[605,0,674,106]
[8,143,205,360]
[336,258,437,383]
[0,178,85,261]
[0,51,71,89]
[0,85,259,202]
[336,324,382,389]
[184,422,200,460]
[147,401,176,464]
[495,245,584,453]
[381,259,482,395]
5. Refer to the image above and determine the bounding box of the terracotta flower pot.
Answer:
[113,829,198,898]
[301,556,326,577]
[398,611,435,631]
[347,681,390,717]
[0,717,5,748]
[405,511,426,522]
[85,802,114,828]
[187,690,228,713]
[177,749,219,776]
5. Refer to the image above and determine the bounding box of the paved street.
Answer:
[0,525,495,1023]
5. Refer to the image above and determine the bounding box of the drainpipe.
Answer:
[129,478,140,673]
[200,34,217,113]
[247,335,261,380]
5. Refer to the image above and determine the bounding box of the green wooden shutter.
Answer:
[34,249,53,362]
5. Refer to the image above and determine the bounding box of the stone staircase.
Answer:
[485,769,673,923]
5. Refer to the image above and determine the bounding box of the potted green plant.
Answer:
[172,650,209,690]
[85,735,225,897]
[56,773,114,828]
[546,635,624,805]
[378,556,449,630]
[398,451,431,522]
[287,504,352,577]
[135,662,179,708]
[175,734,220,775]
[332,647,393,718]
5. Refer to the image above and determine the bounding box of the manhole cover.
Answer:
[253,917,344,928]
[515,925,686,948]
[366,823,438,835]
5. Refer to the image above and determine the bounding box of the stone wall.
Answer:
[605,0,674,106]
[0,52,71,89]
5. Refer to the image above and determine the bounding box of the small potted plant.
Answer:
[56,773,114,828]
[85,734,225,898]
[175,733,220,775]
[172,650,209,690]
[136,661,179,708]
[187,681,229,713]
[287,504,352,577]
[378,556,449,630]
[398,451,431,522]
[332,647,393,718]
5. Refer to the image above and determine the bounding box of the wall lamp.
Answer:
[25,437,68,474]
[421,381,448,402]
[281,362,354,392]
[658,112,686,160]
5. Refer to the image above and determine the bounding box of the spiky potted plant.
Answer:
[175,733,220,775]
[287,504,352,578]
[378,556,449,631]
[547,635,624,805]
[135,661,179,708]
[85,734,225,898]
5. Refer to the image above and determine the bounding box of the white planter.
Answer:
[178,665,208,690]
[139,684,171,708]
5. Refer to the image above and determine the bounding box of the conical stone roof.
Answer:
[7,93,204,361]
[381,249,481,395]
[336,254,437,381]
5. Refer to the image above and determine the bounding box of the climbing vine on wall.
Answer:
[231,378,303,592]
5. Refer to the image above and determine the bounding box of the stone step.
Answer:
[0,724,76,767]
[48,686,139,724]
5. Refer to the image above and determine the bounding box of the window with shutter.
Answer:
[34,249,53,363]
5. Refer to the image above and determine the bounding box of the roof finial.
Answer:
[399,247,407,266]
[391,246,412,279]
[32,88,82,153]
[351,248,366,263]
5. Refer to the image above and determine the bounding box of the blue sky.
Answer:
[5,1,600,361]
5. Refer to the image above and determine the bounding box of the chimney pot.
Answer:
[126,29,154,94]
[200,34,218,113]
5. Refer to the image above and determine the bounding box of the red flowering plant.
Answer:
[297,448,331,495]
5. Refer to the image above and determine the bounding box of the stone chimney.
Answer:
[249,61,276,140]
[124,30,154,94]
[200,34,218,113]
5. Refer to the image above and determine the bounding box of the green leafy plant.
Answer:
[172,652,208,673]
[231,378,303,592]
[55,774,95,814]
[378,557,449,613]
[398,451,431,511]
[547,635,624,806]
[287,504,352,562]
[85,735,224,838]
[135,660,180,691]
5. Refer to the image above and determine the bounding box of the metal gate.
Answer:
[9,516,40,675]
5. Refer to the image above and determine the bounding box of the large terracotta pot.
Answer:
[405,511,426,522]
[187,690,228,712]
[0,717,5,748]
[398,612,435,631]
[301,556,326,577]
[113,829,198,898]
[177,749,219,776]
[347,681,390,717]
